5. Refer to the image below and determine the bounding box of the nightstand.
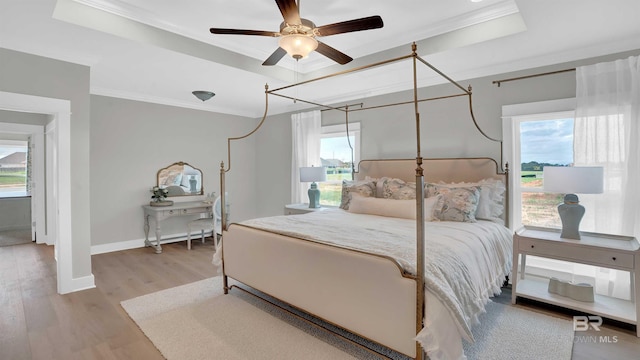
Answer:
[512,226,640,336]
[284,203,334,215]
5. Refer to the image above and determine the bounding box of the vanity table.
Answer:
[142,201,212,253]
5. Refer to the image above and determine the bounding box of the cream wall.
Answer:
[90,96,258,247]
[253,49,640,218]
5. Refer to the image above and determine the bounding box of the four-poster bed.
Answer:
[215,43,511,359]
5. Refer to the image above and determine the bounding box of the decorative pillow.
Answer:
[429,178,506,223]
[377,177,417,200]
[474,178,506,222]
[424,194,444,221]
[339,179,376,210]
[347,193,444,221]
[426,184,480,222]
[347,193,416,219]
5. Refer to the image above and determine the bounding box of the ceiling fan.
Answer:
[209,0,383,66]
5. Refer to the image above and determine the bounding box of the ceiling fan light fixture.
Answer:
[192,90,215,102]
[278,34,318,60]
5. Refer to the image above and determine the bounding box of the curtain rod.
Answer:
[492,68,575,87]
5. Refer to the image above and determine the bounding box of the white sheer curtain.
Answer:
[574,55,640,236]
[571,55,640,299]
[291,110,322,204]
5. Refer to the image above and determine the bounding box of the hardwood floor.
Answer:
[0,228,32,247]
[1,239,639,359]
[0,240,217,360]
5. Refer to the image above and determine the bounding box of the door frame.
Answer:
[0,91,75,294]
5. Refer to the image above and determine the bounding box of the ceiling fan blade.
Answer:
[262,47,288,66]
[315,41,352,65]
[275,0,301,25]
[315,15,383,37]
[210,28,279,37]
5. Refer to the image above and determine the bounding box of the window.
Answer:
[0,139,29,198]
[502,98,576,230]
[503,99,631,301]
[518,115,574,228]
[318,123,360,206]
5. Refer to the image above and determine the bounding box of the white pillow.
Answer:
[424,194,444,221]
[348,193,443,221]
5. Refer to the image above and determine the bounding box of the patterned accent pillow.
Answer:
[377,177,417,200]
[426,184,480,222]
[340,179,376,210]
[430,178,506,224]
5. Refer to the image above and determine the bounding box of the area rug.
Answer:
[121,277,574,360]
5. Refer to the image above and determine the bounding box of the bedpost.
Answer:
[504,162,510,228]
[411,42,426,360]
[220,160,229,294]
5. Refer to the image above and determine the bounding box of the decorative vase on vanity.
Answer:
[150,186,172,206]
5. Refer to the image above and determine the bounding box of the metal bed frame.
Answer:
[217,42,505,359]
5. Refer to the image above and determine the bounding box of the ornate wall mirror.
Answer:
[157,162,204,196]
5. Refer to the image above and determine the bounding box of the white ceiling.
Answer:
[1,0,639,118]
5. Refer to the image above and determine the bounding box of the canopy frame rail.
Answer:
[218,42,503,360]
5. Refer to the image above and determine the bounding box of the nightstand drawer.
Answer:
[519,238,634,269]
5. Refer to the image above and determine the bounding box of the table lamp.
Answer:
[299,166,327,208]
[543,166,604,239]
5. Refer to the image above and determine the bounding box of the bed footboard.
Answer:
[224,224,418,358]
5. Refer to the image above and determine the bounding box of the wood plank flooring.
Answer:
[0,240,216,360]
[1,239,639,359]
[0,228,32,247]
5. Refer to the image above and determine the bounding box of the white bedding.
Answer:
[215,209,512,359]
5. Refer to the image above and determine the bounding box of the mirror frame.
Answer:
[156,161,204,197]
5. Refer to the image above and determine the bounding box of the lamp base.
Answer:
[308,182,321,208]
[558,194,585,240]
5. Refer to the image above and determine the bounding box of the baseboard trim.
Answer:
[59,273,96,294]
[91,231,214,255]
[73,274,96,292]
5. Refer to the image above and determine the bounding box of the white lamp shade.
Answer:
[299,166,326,182]
[543,166,604,194]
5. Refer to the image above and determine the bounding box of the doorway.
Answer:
[0,91,75,294]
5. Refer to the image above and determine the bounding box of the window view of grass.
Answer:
[319,168,352,206]
[520,170,563,228]
[519,117,573,229]
[0,143,28,197]
[0,170,26,186]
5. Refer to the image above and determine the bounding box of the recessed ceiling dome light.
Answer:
[192,91,215,102]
